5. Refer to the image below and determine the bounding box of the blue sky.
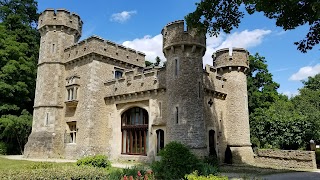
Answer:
[37,0,319,97]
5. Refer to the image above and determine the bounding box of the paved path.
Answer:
[262,170,320,180]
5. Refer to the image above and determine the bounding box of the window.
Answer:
[198,82,201,98]
[67,122,77,143]
[67,86,78,101]
[121,107,148,155]
[175,59,179,76]
[115,69,123,79]
[45,112,49,126]
[156,129,164,154]
[158,102,162,117]
[52,43,55,53]
[175,107,179,124]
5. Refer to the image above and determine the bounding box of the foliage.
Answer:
[315,149,320,166]
[247,53,280,114]
[185,171,228,180]
[0,0,39,115]
[186,0,320,52]
[151,141,202,179]
[76,155,111,168]
[107,169,124,180]
[0,166,110,180]
[0,0,39,155]
[0,141,7,155]
[122,165,147,177]
[250,99,315,149]
[0,110,32,154]
[145,56,164,67]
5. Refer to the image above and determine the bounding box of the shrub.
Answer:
[151,141,201,179]
[316,149,320,166]
[0,166,109,180]
[197,163,219,176]
[107,169,124,180]
[185,171,228,180]
[0,142,7,155]
[123,165,147,178]
[76,154,111,168]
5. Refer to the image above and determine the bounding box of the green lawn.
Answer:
[0,156,73,170]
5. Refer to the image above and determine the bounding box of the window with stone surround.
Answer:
[114,68,123,79]
[65,76,80,103]
[121,107,148,155]
[175,58,179,76]
[66,122,77,144]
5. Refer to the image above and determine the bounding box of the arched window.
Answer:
[121,107,148,155]
[156,129,164,154]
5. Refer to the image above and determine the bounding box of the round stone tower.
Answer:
[213,48,254,164]
[24,9,82,158]
[161,20,207,156]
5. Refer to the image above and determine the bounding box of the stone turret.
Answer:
[24,9,83,158]
[213,48,254,164]
[161,20,207,156]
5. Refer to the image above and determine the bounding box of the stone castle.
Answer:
[24,9,254,164]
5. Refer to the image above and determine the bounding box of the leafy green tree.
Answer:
[185,0,320,52]
[250,99,314,150]
[154,56,161,66]
[0,0,39,154]
[0,110,32,154]
[145,60,153,67]
[0,0,39,115]
[292,73,320,142]
[247,53,280,114]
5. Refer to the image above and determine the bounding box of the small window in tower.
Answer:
[175,59,179,76]
[67,122,77,143]
[159,102,162,117]
[45,112,49,126]
[52,44,55,53]
[175,107,179,124]
[114,68,123,79]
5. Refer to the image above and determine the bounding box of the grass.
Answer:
[0,156,73,170]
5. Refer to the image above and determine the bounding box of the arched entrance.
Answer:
[121,107,148,155]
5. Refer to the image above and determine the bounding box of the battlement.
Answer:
[38,8,82,36]
[213,47,249,69]
[105,68,164,98]
[64,35,145,67]
[161,20,206,52]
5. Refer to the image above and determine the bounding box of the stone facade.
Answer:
[24,9,254,164]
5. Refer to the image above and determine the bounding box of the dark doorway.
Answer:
[156,129,164,154]
[209,130,216,156]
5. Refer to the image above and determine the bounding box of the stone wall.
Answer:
[255,149,317,169]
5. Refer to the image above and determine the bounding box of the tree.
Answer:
[0,0,39,154]
[0,0,39,116]
[145,60,153,67]
[185,0,320,53]
[247,53,280,114]
[154,56,161,66]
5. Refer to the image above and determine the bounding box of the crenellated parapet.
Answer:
[161,20,206,56]
[104,68,165,102]
[213,48,249,72]
[38,8,83,40]
[64,36,145,67]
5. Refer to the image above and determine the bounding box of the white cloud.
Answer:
[122,34,163,62]
[122,29,271,65]
[289,64,320,81]
[110,10,137,23]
